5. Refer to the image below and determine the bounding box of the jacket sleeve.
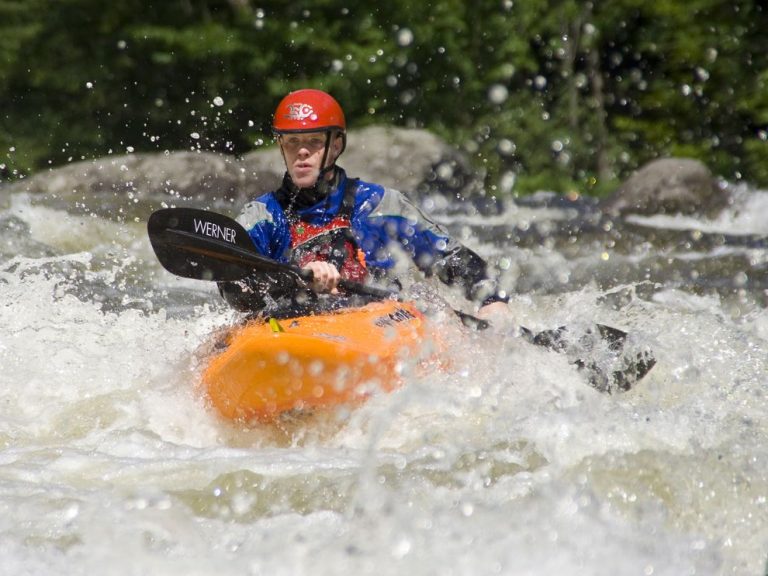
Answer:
[365,187,508,305]
[431,245,508,306]
[216,198,296,312]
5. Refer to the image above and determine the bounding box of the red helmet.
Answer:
[272,89,346,134]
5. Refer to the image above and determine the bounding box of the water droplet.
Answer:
[392,537,411,558]
[213,96,224,107]
[488,84,509,104]
[733,272,748,287]
[498,139,516,156]
[436,162,454,180]
[499,171,516,193]
[397,28,414,47]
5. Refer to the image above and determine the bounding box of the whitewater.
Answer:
[1,183,766,575]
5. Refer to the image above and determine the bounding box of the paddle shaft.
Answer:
[161,226,395,300]
[147,208,654,390]
[148,207,490,328]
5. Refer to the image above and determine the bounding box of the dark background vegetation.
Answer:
[1,0,766,195]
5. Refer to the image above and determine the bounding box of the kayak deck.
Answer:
[202,300,433,421]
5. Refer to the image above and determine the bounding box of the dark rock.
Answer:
[601,157,726,216]
[6,151,260,207]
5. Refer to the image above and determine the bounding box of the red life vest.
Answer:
[288,183,368,284]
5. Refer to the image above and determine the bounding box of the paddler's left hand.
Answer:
[303,261,340,294]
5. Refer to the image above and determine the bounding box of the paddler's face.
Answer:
[279,131,343,189]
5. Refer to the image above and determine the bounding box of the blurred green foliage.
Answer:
[1,0,766,195]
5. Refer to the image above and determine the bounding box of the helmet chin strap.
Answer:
[316,131,335,183]
[314,164,338,197]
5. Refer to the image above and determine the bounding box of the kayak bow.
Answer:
[202,300,435,421]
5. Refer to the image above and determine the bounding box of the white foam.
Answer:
[1,191,766,575]
[627,186,768,236]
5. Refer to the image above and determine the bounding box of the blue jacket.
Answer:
[219,168,506,312]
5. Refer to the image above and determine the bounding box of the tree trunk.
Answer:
[588,37,611,182]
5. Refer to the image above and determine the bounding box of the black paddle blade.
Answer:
[147,207,286,282]
[521,324,656,393]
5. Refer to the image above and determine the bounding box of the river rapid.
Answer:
[1,180,766,575]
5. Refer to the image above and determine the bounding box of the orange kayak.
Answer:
[202,300,435,421]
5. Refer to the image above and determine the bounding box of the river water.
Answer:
[1,179,766,575]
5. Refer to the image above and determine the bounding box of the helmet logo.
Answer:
[285,103,318,122]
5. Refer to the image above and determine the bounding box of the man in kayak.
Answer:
[218,88,510,320]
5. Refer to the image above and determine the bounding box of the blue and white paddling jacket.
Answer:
[218,167,507,313]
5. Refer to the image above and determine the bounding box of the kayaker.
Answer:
[218,88,511,320]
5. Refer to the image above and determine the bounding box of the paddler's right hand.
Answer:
[303,260,340,294]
